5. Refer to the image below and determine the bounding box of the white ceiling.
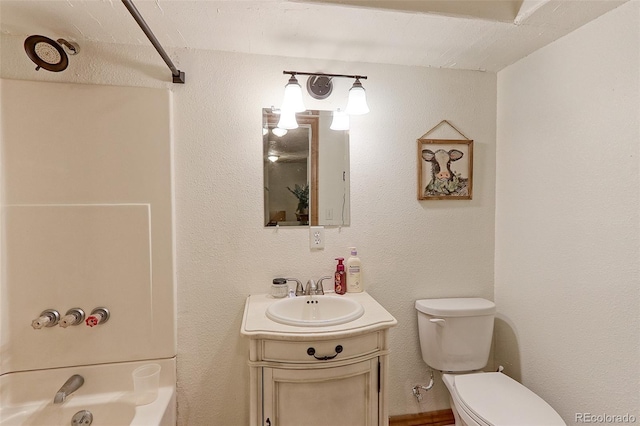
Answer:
[304,0,527,22]
[0,0,627,72]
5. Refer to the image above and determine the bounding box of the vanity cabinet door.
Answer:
[262,358,379,426]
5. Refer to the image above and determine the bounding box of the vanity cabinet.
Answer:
[241,292,397,426]
[263,358,379,426]
[249,332,389,426]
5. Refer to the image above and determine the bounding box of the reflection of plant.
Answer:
[287,183,309,212]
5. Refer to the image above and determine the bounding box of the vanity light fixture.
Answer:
[345,78,370,115]
[271,105,298,130]
[307,75,333,100]
[280,70,369,128]
[271,127,288,137]
[330,108,349,131]
[277,110,298,130]
[268,154,280,162]
[280,74,306,113]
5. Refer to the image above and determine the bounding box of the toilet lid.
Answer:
[453,373,566,426]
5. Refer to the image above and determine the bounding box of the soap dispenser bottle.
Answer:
[346,247,363,293]
[334,257,346,295]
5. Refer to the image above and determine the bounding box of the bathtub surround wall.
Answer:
[1,35,496,423]
[0,80,176,372]
[495,2,640,423]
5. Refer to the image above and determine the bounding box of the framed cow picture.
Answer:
[417,139,473,200]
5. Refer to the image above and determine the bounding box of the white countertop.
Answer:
[241,292,397,341]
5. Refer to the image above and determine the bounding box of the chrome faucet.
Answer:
[284,277,330,296]
[317,276,332,295]
[305,277,329,296]
[53,374,84,404]
[286,278,304,296]
[304,279,317,295]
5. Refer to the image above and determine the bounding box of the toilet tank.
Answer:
[416,298,495,372]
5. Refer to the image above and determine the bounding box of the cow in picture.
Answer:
[422,149,469,197]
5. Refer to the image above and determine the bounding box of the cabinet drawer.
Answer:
[262,333,380,363]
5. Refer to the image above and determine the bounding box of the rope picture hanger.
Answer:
[417,120,474,200]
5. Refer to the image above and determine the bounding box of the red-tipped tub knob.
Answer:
[85,307,109,327]
[85,316,99,327]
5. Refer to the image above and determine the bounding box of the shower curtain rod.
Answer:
[121,0,186,84]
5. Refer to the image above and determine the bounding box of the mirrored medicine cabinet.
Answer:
[263,109,350,227]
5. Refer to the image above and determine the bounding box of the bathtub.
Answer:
[0,358,176,426]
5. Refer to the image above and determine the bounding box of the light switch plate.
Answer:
[309,226,325,249]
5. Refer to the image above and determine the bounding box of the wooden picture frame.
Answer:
[417,139,473,200]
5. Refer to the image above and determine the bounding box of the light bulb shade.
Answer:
[272,127,288,137]
[330,109,350,130]
[345,79,369,115]
[268,155,279,162]
[277,110,298,129]
[281,75,306,113]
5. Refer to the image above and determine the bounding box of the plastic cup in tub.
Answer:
[132,363,161,405]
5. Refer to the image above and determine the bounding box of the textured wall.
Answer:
[495,2,640,424]
[1,35,496,423]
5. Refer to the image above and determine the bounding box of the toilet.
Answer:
[416,298,566,426]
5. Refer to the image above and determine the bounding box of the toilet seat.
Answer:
[446,372,566,426]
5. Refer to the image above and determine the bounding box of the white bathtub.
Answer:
[0,359,176,426]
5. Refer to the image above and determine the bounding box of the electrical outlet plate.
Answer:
[309,226,325,249]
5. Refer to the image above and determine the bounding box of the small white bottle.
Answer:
[346,247,363,293]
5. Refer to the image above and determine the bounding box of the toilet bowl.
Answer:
[442,372,565,426]
[416,298,566,426]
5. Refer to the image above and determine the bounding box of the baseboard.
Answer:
[389,409,455,426]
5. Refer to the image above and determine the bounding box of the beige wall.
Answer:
[495,2,640,424]
[1,35,496,424]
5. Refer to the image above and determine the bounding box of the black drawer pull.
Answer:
[307,345,343,360]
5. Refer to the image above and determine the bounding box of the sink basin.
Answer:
[266,295,365,327]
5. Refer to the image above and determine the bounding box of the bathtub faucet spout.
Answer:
[53,374,84,404]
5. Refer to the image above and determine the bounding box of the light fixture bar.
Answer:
[283,71,367,81]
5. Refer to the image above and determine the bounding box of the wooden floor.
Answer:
[389,409,455,426]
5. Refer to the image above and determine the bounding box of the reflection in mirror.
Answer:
[263,109,350,227]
